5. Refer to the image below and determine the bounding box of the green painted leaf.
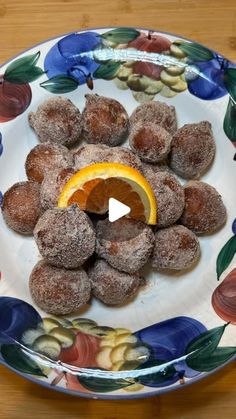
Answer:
[223,97,236,142]
[186,324,228,355]
[4,52,43,84]
[4,66,44,84]
[1,344,46,377]
[101,28,140,44]
[93,61,121,79]
[40,76,79,93]
[216,235,236,280]
[177,42,214,61]
[224,68,236,102]
[78,375,132,393]
[5,51,40,74]
[136,360,176,386]
[186,346,236,372]
[185,324,231,373]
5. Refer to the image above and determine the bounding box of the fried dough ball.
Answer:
[95,218,155,273]
[82,94,129,146]
[34,205,96,268]
[29,260,91,315]
[180,181,227,234]
[2,181,42,235]
[145,171,185,228]
[129,123,172,163]
[141,160,172,178]
[25,143,74,183]
[130,101,177,135]
[29,97,82,147]
[40,168,75,211]
[88,259,142,305]
[170,121,216,179]
[151,225,200,270]
[73,144,142,172]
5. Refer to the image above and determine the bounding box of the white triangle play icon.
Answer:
[108,198,131,222]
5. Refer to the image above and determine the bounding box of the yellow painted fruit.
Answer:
[132,91,155,103]
[49,327,76,348]
[96,346,113,370]
[123,383,144,392]
[32,335,61,360]
[110,343,131,363]
[43,318,61,333]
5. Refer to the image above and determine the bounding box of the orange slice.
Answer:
[58,163,157,225]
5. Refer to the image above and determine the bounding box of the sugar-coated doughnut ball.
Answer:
[29,260,91,315]
[73,144,142,172]
[29,97,82,147]
[40,168,75,211]
[170,121,215,179]
[95,218,155,273]
[129,123,172,163]
[130,101,177,135]
[2,181,42,235]
[180,181,227,234]
[34,205,96,268]
[141,160,172,178]
[25,143,74,183]
[82,94,129,146]
[88,259,142,305]
[145,171,185,228]
[151,225,200,270]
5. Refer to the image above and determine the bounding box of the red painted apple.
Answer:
[129,32,171,53]
[212,268,236,323]
[128,32,171,80]
[60,330,100,367]
[0,75,32,122]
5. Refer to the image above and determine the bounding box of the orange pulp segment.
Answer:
[58,162,157,225]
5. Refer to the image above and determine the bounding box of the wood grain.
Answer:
[1,363,236,418]
[0,0,236,64]
[0,0,236,417]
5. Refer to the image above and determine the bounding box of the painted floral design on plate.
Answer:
[0,27,236,399]
[0,27,235,143]
[0,218,236,396]
[0,294,236,396]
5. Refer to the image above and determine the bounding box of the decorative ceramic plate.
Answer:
[0,27,236,400]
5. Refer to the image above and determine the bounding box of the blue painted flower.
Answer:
[0,191,3,207]
[135,316,207,387]
[44,32,101,84]
[0,132,3,156]
[232,219,236,235]
[187,54,236,100]
[0,297,42,344]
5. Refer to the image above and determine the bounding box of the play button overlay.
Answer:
[108,198,131,222]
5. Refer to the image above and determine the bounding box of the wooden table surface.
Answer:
[0,1,236,417]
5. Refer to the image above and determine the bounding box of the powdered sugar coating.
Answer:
[144,171,185,228]
[151,225,200,270]
[29,259,91,315]
[2,181,42,235]
[129,122,172,163]
[82,94,129,146]
[180,181,227,234]
[40,168,75,211]
[73,144,142,171]
[25,142,74,183]
[95,218,155,273]
[130,101,177,135]
[142,160,172,178]
[88,259,142,305]
[170,121,216,179]
[34,205,96,268]
[29,97,82,147]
